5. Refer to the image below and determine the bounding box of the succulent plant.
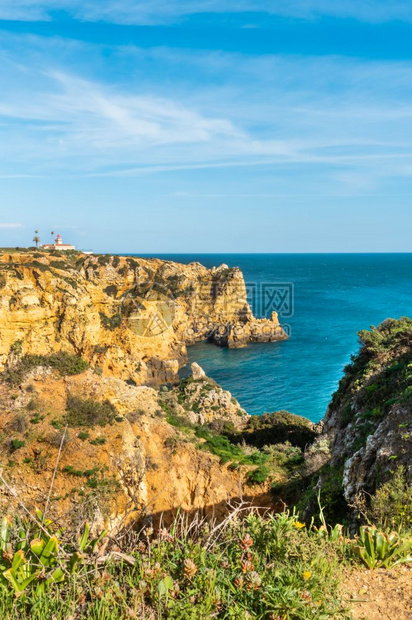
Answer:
[0,512,106,595]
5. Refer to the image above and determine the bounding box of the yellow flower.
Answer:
[302,571,312,581]
[293,521,306,529]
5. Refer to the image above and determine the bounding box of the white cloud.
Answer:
[1,35,412,189]
[1,0,412,24]
[0,223,22,228]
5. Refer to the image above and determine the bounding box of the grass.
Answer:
[0,508,352,619]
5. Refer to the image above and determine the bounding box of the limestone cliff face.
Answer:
[0,366,268,529]
[310,317,412,505]
[0,252,287,385]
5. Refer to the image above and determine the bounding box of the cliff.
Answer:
[305,317,412,521]
[0,251,287,386]
[0,358,280,530]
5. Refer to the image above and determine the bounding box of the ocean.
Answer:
[138,254,412,423]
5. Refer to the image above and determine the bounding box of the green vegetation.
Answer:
[2,352,88,387]
[10,439,25,452]
[63,465,99,478]
[0,499,408,619]
[354,526,411,569]
[366,466,412,532]
[90,436,107,446]
[103,284,118,297]
[303,318,412,526]
[65,396,117,428]
[164,409,304,487]
[99,312,122,331]
[332,317,412,416]
[229,410,316,450]
[0,508,352,619]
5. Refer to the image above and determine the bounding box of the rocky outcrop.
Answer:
[0,363,270,529]
[163,365,249,429]
[311,317,412,506]
[0,252,287,386]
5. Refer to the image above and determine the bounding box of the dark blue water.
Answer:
[139,254,412,422]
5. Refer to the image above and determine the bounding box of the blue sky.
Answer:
[0,1,412,252]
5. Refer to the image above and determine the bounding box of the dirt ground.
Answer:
[342,565,412,619]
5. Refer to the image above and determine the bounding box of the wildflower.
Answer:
[241,559,253,573]
[145,526,154,537]
[159,528,174,543]
[294,521,306,529]
[183,558,197,579]
[245,571,262,590]
[240,534,254,550]
[302,571,312,581]
[300,590,311,601]
[234,575,244,589]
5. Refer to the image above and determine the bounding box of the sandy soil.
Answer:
[342,565,412,619]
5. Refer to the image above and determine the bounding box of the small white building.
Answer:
[41,234,76,251]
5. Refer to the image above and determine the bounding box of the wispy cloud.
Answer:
[1,0,412,24]
[0,223,22,228]
[1,33,412,193]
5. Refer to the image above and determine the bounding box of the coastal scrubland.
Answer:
[0,251,410,618]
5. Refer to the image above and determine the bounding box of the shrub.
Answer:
[26,398,39,412]
[99,312,122,331]
[2,352,88,386]
[10,439,25,452]
[65,396,117,428]
[247,465,270,485]
[90,437,107,446]
[368,467,412,532]
[232,410,316,449]
[10,414,27,434]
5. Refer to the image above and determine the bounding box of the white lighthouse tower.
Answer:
[41,233,76,251]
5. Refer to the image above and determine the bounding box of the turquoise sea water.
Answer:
[139,254,412,423]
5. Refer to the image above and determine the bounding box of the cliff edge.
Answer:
[0,251,287,386]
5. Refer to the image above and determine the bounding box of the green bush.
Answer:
[99,312,122,331]
[247,465,270,485]
[368,467,412,532]
[10,439,25,452]
[2,352,88,386]
[90,437,107,446]
[65,396,116,428]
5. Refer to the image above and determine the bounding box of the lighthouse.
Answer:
[41,233,76,251]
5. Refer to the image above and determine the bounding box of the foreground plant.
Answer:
[0,506,351,619]
[353,525,412,570]
[0,512,106,596]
